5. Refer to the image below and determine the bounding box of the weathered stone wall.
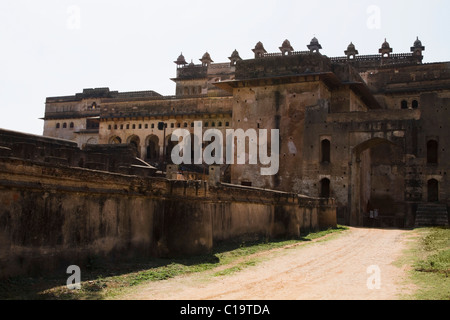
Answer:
[0,144,336,279]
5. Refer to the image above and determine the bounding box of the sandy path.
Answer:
[121,227,413,300]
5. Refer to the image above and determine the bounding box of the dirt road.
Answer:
[121,227,414,300]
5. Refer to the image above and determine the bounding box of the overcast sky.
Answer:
[0,0,448,135]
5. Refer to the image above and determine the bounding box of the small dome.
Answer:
[282,39,291,47]
[252,41,267,58]
[174,52,187,65]
[230,49,240,58]
[202,52,212,60]
[414,37,422,48]
[280,39,294,54]
[381,38,391,49]
[307,37,322,52]
[345,42,359,57]
[254,41,266,50]
[310,37,319,45]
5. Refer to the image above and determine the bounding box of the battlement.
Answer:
[46,88,162,103]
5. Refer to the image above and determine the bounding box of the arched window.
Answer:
[321,139,331,163]
[412,100,419,109]
[63,123,67,129]
[56,123,60,129]
[110,136,122,144]
[320,178,331,198]
[427,140,438,164]
[401,100,408,109]
[70,122,74,129]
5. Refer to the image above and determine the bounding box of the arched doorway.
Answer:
[321,139,331,163]
[109,136,122,144]
[145,135,160,162]
[428,179,439,202]
[427,140,438,164]
[320,178,331,198]
[349,138,405,226]
[127,135,141,157]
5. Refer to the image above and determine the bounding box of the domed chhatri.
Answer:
[345,42,359,59]
[253,41,267,58]
[411,36,425,56]
[307,37,322,53]
[174,53,188,67]
[379,38,393,57]
[200,52,214,67]
[229,49,242,66]
[381,38,391,49]
[279,39,294,55]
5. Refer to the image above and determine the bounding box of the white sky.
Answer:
[0,0,448,135]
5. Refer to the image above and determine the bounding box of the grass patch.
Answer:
[402,227,450,300]
[0,226,348,300]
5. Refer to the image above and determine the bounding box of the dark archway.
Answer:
[146,135,160,162]
[427,140,438,164]
[109,136,122,144]
[321,139,331,163]
[127,135,141,158]
[428,179,439,202]
[401,100,408,109]
[320,178,331,198]
[349,137,405,226]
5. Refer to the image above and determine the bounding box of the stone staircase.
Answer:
[415,204,449,227]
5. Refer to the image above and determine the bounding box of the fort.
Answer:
[1,36,449,278]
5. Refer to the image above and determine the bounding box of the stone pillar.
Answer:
[208,165,221,187]
[166,164,178,180]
